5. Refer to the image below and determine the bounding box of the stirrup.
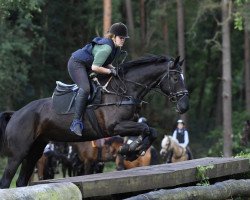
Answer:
[70,119,84,136]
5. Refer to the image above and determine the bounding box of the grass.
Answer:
[0,157,117,188]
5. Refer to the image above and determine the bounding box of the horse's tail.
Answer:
[0,111,14,154]
[150,146,159,165]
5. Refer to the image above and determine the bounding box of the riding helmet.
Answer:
[138,117,147,124]
[177,119,184,124]
[109,22,129,38]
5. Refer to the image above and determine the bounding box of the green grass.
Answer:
[0,157,117,188]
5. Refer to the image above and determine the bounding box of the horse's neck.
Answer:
[126,65,164,96]
[106,64,165,98]
[171,139,185,158]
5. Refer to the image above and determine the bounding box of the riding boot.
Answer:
[70,88,88,136]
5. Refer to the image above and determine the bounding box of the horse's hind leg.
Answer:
[0,155,24,188]
[16,141,46,186]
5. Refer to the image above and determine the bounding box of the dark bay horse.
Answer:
[0,55,189,188]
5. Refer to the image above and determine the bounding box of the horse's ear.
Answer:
[179,59,184,66]
[172,56,180,69]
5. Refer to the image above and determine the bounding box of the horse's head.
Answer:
[157,56,189,114]
[160,135,172,157]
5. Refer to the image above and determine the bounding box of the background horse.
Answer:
[160,135,190,163]
[105,136,159,170]
[0,55,189,188]
[72,139,113,175]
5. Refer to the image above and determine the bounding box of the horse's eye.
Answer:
[172,76,178,83]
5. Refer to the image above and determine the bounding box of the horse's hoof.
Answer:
[129,139,142,151]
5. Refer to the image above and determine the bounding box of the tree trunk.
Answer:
[177,0,185,74]
[244,28,250,113]
[103,0,112,35]
[140,0,146,48]
[221,0,232,157]
[125,0,136,58]
[125,179,250,200]
[176,0,187,122]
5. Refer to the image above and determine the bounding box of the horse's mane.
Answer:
[161,135,179,148]
[119,55,172,74]
[105,136,123,145]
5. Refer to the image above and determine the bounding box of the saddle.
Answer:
[52,81,102,114]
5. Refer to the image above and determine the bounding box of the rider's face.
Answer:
[113,36,126,47]
[177,123,184,129]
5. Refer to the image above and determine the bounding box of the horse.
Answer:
[160,135,190,163]
[72,139,113,175]
[105,136,159,170]
[0,55,189,188]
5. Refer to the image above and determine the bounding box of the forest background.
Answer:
[0,0,250,159]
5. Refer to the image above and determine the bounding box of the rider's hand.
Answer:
[110,68,117,76]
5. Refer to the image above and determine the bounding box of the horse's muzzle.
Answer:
[176,94,189,114]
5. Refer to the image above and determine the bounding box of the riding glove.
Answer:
[110,68,117,76]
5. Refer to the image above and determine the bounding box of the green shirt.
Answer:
[92,44,112,67]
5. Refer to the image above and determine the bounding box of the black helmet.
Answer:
[109,22,129,38]
[138,117,147,124]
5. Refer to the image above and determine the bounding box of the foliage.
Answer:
[196,164,214,186]
[207,111,250,156]
[233,0,250,31]
[0,0,249,158]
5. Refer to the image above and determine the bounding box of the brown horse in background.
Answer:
[72,139,114,175]
[105,136,159,170]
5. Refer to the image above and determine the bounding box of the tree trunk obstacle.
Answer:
[125,179,250,200]
[0,182,82,200]
[31,157,250,199]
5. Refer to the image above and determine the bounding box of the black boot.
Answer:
[70,88,88,136]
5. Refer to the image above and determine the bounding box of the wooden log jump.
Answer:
[32,157,250,199]
[0,182,82,200]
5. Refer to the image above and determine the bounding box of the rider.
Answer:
[68,22,129,136]
[172,119,189,148]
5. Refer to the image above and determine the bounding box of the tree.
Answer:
[125,0,136,58]
[245,28,250,113]
[103,0,112,35]
[222,0,233,157]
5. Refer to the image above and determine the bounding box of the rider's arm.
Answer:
[172,130,177,140]
[91,44,113,74]
[182,130,189,148]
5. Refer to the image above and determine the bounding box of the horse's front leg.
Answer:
[113,121,158,161]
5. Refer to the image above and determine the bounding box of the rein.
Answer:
[91,58,188,107]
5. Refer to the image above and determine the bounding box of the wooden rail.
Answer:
[32,157,250,198]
